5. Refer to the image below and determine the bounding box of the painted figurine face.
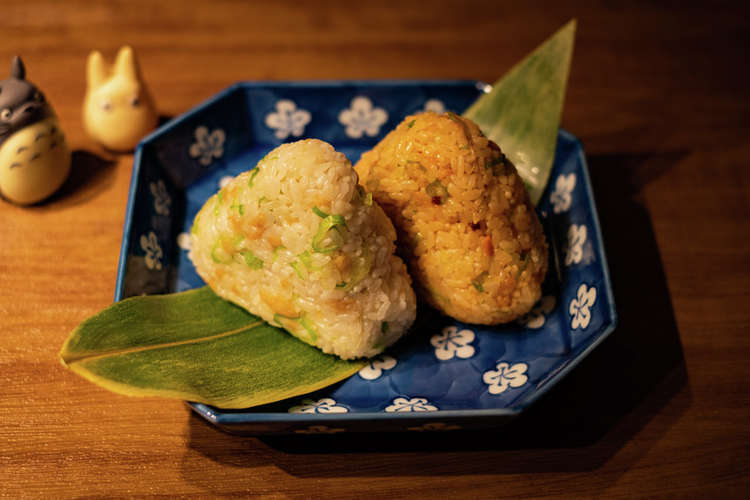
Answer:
[83,46,158,152]
[0,57,53,148]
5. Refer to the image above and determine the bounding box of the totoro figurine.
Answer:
[83,46,158,152]
[0,56,71,205]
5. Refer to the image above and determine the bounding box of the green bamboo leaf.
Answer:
[463,19,576,205]
[59,287,365,409]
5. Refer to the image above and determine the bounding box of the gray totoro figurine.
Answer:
[0,56,70,204]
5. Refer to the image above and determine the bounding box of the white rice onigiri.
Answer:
[189,139,417,359]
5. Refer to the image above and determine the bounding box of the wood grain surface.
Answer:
[2,1,749,497]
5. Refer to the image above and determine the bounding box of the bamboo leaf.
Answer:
[60,287,365,409]
[463,19,576,205]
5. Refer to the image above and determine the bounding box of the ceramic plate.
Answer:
[116,81,616,435]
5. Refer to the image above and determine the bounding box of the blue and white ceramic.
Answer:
[116,81,616,435]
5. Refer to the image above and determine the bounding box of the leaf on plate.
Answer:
[463,19,576,205]
[59,287,365,409]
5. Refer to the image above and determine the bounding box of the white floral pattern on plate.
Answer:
[423,98,446,113]
[483,362,529,395]
[338,96,388,138]
[149,180,171,216]
[551,173,576,213]
[518,295,557,329]
[265,99,311,140]
[140,231,163,270]
[294,425,345,434]
[288,397,348,414]
[408,422,461,432]
[565,224,588,266]
[430,326,476,361]
[570,283,597,329]
[359,355,397,380]
[188,126,226,166]
[385,397,438,412]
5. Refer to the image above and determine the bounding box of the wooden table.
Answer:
[2,1,749,497]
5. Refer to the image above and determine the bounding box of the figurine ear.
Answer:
[86,51,107,89]
[114,46,140,82]
[11,56,25,80]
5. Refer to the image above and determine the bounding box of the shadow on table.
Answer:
[26,149,117,209]
[181,151,690,481]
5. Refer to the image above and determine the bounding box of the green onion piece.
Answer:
[273,312,300,327]
[312,206,328,218]
[312,215,347,254]
[426,180,450,202]
[364,192,373,206]
[248,168,260,188]
[298,316,318,343]
[516,253,531,278]
[211,238,230,264]
[241,251,264,270]
[472,271,489,293]
[298,250,323,271]
[335,282,348,289]
[407,119,416,128]
[348,248,374,288]
[290,261,306,279]
[381,321,389,334]
[213,192,223,216]
[231,200,245,215]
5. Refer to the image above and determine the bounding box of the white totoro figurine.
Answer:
[83,46,158,152]
[0,56,71,205]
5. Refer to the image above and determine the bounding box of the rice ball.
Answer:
[189,139,416,359]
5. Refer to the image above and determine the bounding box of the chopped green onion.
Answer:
[241,251,264,269]
[407,119,416,128]
[298,316,318,343]
[516,253,531,278]
[273,312,300,327]
[381,321,390,334]
[335,282,348,289]
[258,196,268,207]
[213,191,223,216]
[356,186,373,206]
[298,250,323,271]
[247,168,260,187]
[312,214,347,254]
[312,206,328,218]
[290,261,306,279]
[426,180,450,203]
[348,248,373,288]
[230,200,245,215]
[472,271,489,293]
[211,238,230,264]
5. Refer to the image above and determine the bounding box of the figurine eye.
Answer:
[101,99,112,111]
[0,108,11,121]
[131,96,140,107]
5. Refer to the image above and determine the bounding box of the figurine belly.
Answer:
[0,116,71,204]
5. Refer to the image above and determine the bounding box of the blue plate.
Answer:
[116,81,616,435]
